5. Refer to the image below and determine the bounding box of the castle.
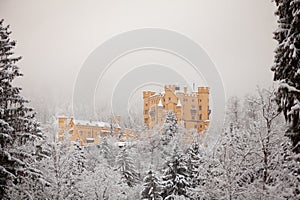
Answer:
[58,116,122,146]
[58,85,210,146]
[143,85,210,133]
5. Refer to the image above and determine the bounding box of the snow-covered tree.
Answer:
[242,88,300,199]
[0,19,46,199]
[277,140,300,199]
[161,145,190,199]
[40,131,86,200]
[185,142,202,188]
[226,96,242,131]
[98,136,116,167]
[116,147,139,187]
[200,89,300,200]
[137,128,165,173]
[272,0,300,153]
[162,111,178,144]
[141,170,163,200]
[189,151,225,200]
[80,153,130,200]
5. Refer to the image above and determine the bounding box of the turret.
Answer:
[58,116,68,129]
[197,87,210,132]
[183,86,188,94]
[175,99,182,122]
[157,99,164,124]
[143,91,156,126]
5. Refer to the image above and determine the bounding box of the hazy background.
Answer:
[0,0,277,121]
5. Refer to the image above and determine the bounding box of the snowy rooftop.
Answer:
[74,119,117,128]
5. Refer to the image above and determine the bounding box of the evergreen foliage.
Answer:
[161,146,190,199]
[116,148,139,187]
[141,170,162,200]
[162,111,178,144]
[272,0,300,153]
[0,19,45,199]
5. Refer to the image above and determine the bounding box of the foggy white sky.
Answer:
[1,0,277,104]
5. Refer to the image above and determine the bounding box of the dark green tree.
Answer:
[162,111,178,144]
[161,146,190,199]
[0,19,45,199]
[272,0,300,153]
[141,170,162,200]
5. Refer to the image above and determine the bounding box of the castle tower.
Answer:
[142,85,210,133]
[175,99,182,123]
[197,87,210,132]
[157,99,164,124]
[143,91,156,126]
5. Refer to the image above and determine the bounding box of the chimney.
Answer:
[115,115,121,125]
[184,86,187,94]
[58,116,68,129]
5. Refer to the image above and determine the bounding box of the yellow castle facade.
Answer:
[143,85,210,133]
[58,116,121,146]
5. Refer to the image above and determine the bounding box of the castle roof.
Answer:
[73,119,120,128]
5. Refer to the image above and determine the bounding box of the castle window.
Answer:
[199,105,202,110]
[199,114,202,120]
[87,131,92,137]
[79,131,83,137]
[199,99,202,103]
[168,97,171,101]
[192,116,195,120]
[194,124,197,128]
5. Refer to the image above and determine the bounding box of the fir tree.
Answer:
[161,146,190,199]
[272,0,300,153]
[162,111,178,144]
[98,136,115,167]
[68,143,86,199]
[185,142,205,188]
[116,148,139,187]
[41,138,85,200]
[141,170,163,200]
[0,19,44,199]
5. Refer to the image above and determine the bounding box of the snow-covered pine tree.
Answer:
[161,145,190,199]
[190,153,225,200]
[53,143,82,199]
[162,111,178,144]
[185,142,206,189]
[116,147,139,187]
[80,152,129,200]
[0,19,45,199]
[141,170,162,200]
[98,136,115,167]
[272,0,300,153]
[277,140,300,199]
[67,143,86,199]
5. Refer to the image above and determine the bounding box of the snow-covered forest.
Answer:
[1,0,300,199]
